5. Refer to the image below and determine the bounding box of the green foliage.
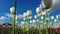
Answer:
[0,28,60,34]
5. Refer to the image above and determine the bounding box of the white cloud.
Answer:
[15,15,23,20]
[0,16,10,20]
[18,15,23,18]
[51,0,60,11]
[6,14,12,18]
[0,16,6,20]
[6,13,23,19]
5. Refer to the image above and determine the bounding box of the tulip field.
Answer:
[0,0,60,34]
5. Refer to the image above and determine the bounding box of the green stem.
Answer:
[48,13,50,34]
[45,14,48,34]
[12,14,16,34]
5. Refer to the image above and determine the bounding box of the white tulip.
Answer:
[15,15,20,21]
[33,20,36,24]
[10,7,15,14]
[23,12,27,18]
[56,15,58,19]
[37,19,39,22]
[41,1,46,9]
[34,15,37,19]
[42,12,46,16]
[54,19,57,23]
[42,0,52,9]
[23,18,26,20]
[51,16,54,20]
[41,16,44,20]
[46,8,51,12]
[30,20,33,24]
[26,28,29,31]
[46,18,50,20]
[15,21,18,24]
[37,13,41,16]
[28,16,32,20]
[40,24,43,29]
[36,7,41,14]
[21,21,25,25]
[15,15,18,21]
[27,10,32,17]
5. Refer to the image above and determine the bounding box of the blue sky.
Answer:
[0,0,60,25]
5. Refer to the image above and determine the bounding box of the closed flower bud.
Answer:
[10,7,15,14]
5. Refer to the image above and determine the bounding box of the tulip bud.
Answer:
[54,19,57,23]
[38,13,42,17]
[30,20,33,24]
[34,15,37,19]
[10,7,15,14]
[23,12,27,18]
[15,15,19,21]
[28,16,32,20]
[56,15,58,19]
[41,1,46,9]
[33,20,36,24]
[42,12,46,16]
[36,7,41,14]
[41,16,44,20]
[27,10,32,17]
[46,18,50,21]
[51,16,54,20]
[15,21,18,24]
[42,0,52,9]
[46,8,51,12]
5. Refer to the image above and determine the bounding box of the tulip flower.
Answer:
[28,16,32,20]
[23,12,27,20]
[46,8,51,12]
[26,10,32,34]
[15,21,18,25]
[41,16,44,20]
[41,1,46,9]
[36,7,41,14]
[34,15,38,19]
[10,7,16,34]
[56,15,59,19]
[51,16,54,20]
[42,0,52,9]
[10,7,15,14]
[26,10,32,26]
[27,10,32,17]
[42,12,46,16]
[54,19,57,23]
